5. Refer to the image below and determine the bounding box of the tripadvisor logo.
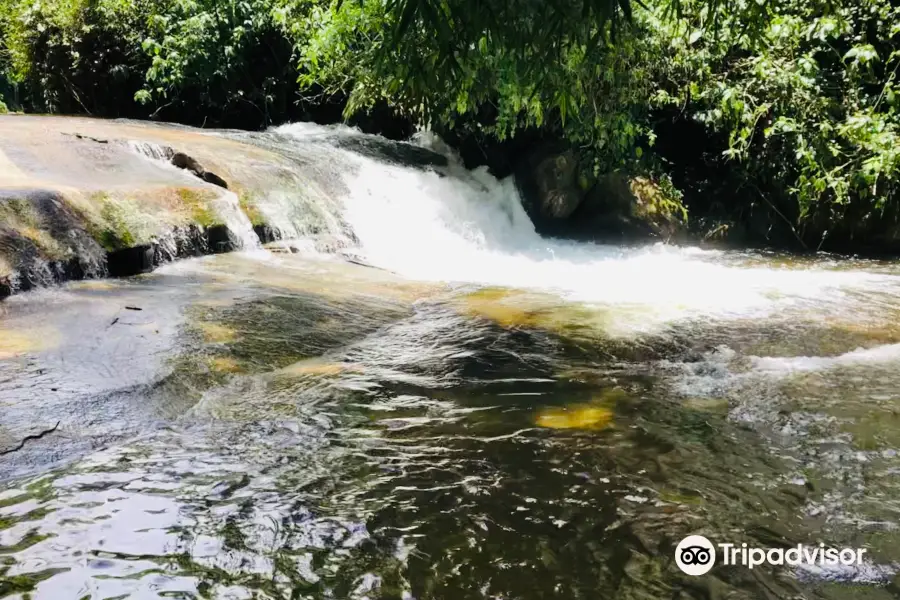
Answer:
[675,535,868,576]
[676,536,716,576]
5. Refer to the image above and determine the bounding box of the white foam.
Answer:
[751,344,900,374]
[273,121,361,140]
[212,190,261,251]
[340,158,893,318]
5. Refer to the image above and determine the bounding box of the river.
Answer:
[1,124,900,598]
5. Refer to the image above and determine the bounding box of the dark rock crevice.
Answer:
[125,140,230,189]
[103,222,258,278]
[169,151,229,189]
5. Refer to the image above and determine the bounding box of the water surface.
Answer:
[3,125,900,599]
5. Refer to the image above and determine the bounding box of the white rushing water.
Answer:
[751,343,900,374]
[269,123,900,324]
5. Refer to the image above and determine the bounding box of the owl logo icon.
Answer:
[675,535,716,575]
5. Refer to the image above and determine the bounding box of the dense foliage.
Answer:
[2,0,900,249]
[653,0,900,247]
[288,0,658,173]
[0,0,301,125]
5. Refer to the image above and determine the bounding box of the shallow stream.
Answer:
[3,125,900,599]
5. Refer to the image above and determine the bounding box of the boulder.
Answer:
[571,173,688,242]
[515,148,584,226]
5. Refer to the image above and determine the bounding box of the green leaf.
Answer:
[844,44,879,65]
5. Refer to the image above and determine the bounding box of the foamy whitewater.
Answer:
[270,123,900,322]
[751,343,900,374]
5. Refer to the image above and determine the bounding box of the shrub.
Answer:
[649,0,900,244]
[0,0,300,127]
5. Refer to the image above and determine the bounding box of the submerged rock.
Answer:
[0,327,59,359]
[535,403,614,430]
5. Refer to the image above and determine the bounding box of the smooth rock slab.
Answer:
[0,115,295,297]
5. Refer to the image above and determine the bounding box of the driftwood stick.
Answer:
[0,422,61,456]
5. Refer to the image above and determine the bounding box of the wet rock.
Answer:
[333,136,448,170]
[170,152,229,189]
[106,224,231,276]
[567,173,688,242]
[0,255,90,296]
[515,147,584,224]
[170,224,210,258]
[254,224,280,244]
[0,115,296,298]
[0,188,104,294]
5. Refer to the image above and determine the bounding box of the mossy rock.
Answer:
[575,172,689,242]
[628,176,688,230]
[237,190,266,227]
[0,114,331,297]
[81,187,225,252]
[515,146,584,225]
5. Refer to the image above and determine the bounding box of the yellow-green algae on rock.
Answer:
[0,328,60,359]
[535,404,614,430]
[194,321,238,344]
[534,388,626,430]
[457,287,605,331]
[452,285,661,340]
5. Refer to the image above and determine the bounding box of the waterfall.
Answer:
[211,190,260,251]
[256,123,893,323]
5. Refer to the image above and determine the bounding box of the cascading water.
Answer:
[208,189,262,251]
[256,123,900,330]
[127,140,260,251]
